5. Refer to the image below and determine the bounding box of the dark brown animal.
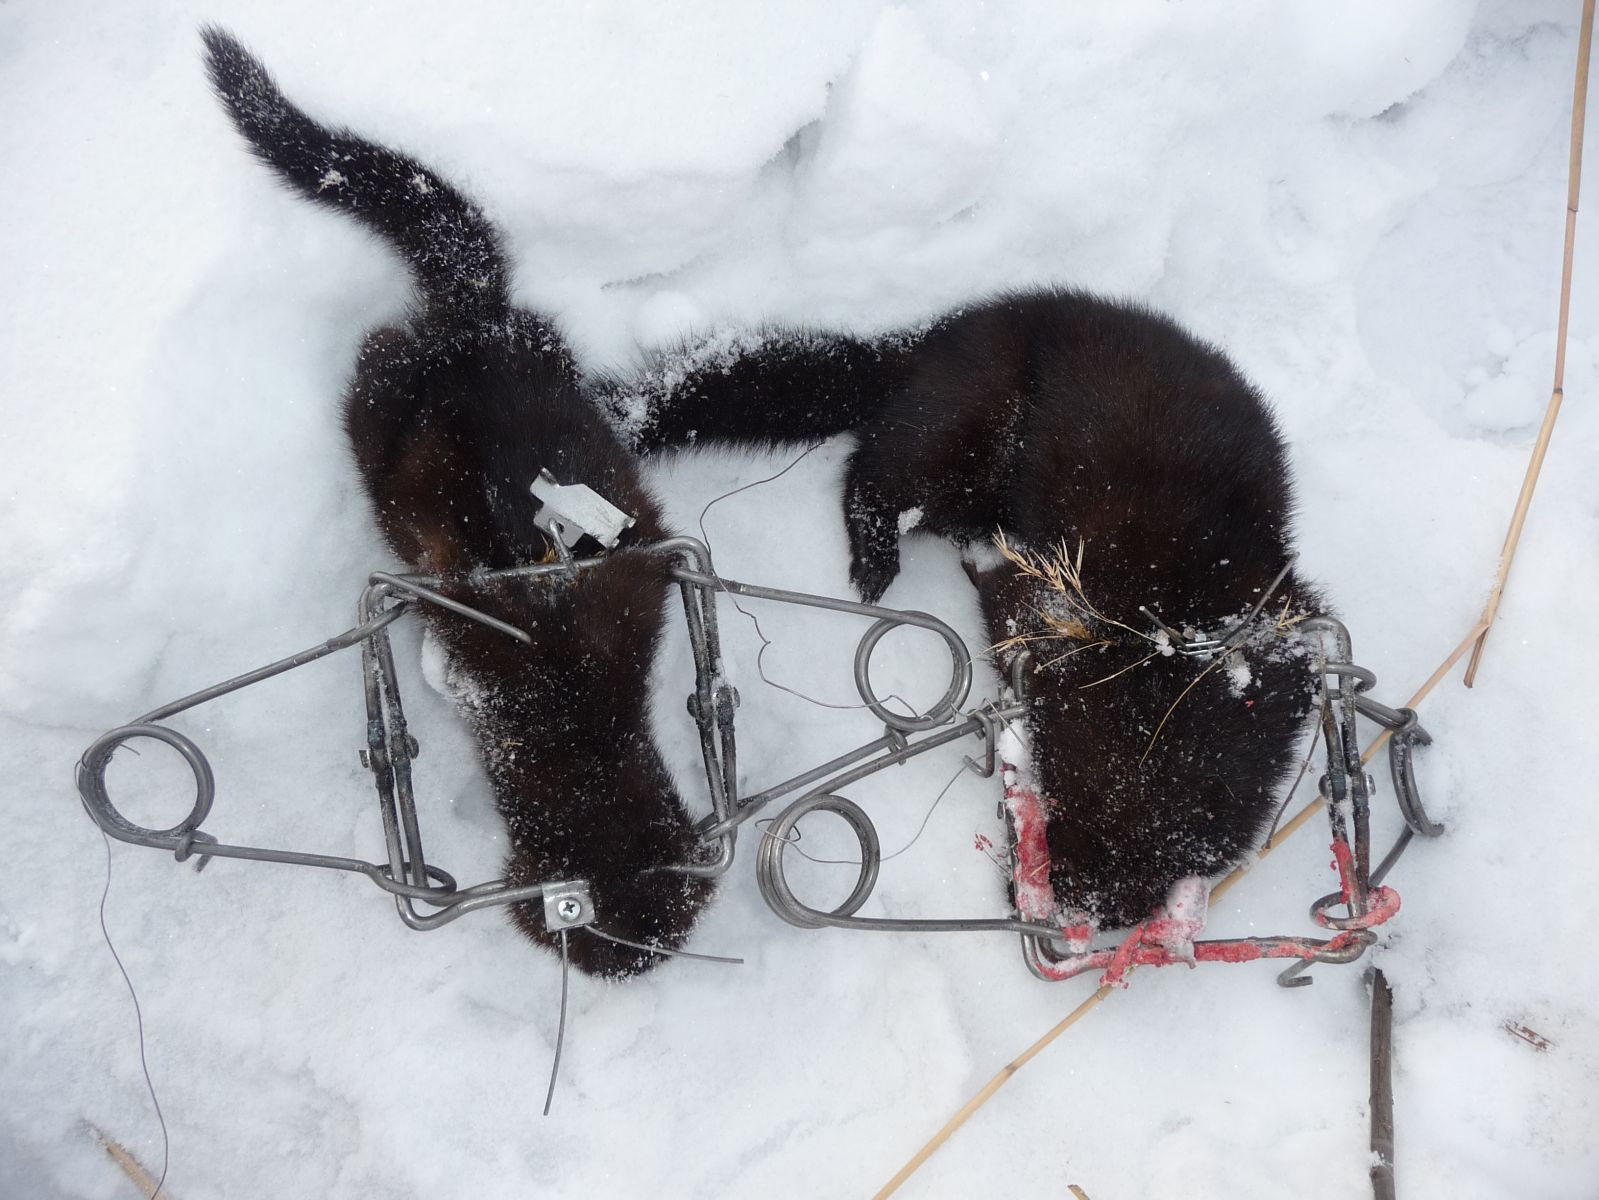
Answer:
[606,292,1324,928]
[204,28,714,975]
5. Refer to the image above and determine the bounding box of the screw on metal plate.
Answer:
[530,470,637,551]
[543,882,596,932]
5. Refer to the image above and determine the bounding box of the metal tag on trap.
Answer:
[76,531,1439,985]
[531,469,636,551]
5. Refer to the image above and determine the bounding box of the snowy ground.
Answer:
[4,2,1597,1197]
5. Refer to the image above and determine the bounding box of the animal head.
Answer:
[978,538,1325,929]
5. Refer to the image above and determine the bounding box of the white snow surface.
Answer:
[4,3,1598,1197]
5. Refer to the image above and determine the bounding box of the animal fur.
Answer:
[203,28,714,976]
[604,291,1324,929]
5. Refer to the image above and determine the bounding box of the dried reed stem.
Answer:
[1465,0,1594,684]
[85,1121,166,1199]
[871,985,1115,1199]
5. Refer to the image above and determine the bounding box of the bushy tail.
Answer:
[600,327,921,454]
[201,26,509,326]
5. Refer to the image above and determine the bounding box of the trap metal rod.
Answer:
[76,539,743,928]
[1218,618,1485,899]
[1466,0,1594,685]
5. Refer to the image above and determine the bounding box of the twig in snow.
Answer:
[1502,1021,1554,1052]
[85,1121,169,1199]
[1465,0,1595,683]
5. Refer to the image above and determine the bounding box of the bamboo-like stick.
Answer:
[871,985,1114,1200]
[871,617,1487,1198]
[1465,0,1594,685]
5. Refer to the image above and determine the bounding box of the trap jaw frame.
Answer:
[76,536,743,948]
[719,601,1440,989]
[73,529,1019,940]
[1005,616,1440,988]
[77,527,1440,984]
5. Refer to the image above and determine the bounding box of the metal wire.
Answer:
[543,929,570,1117]
[581,926,745,965]
[96,826,169,1199]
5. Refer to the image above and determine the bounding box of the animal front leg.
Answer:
[842,457,906,604]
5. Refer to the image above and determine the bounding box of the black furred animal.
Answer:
[605,290,1324,928]
[203,28,714,976]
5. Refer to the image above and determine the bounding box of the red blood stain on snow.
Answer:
[1004,768,1059,923]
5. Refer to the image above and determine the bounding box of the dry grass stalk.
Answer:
[1139,651,1229,764]
[988,530,1166,684]
[993,532,1151,646]
[1035,637,1116,670]
[1274,594,1312,634]
[1077,648,1162,689]
[871,984,1116,1199]
[987,602,1102,659]
[1465,0,1593,684]
[84,1121,166,1199]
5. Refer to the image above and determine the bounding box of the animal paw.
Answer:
[849,555,899,605]
[1150,875,1209,965]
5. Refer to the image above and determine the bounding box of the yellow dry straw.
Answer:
[85,1120,169,1199]
[1465,0,1594,684]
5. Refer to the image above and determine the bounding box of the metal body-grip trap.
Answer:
[76,535,1441,984]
